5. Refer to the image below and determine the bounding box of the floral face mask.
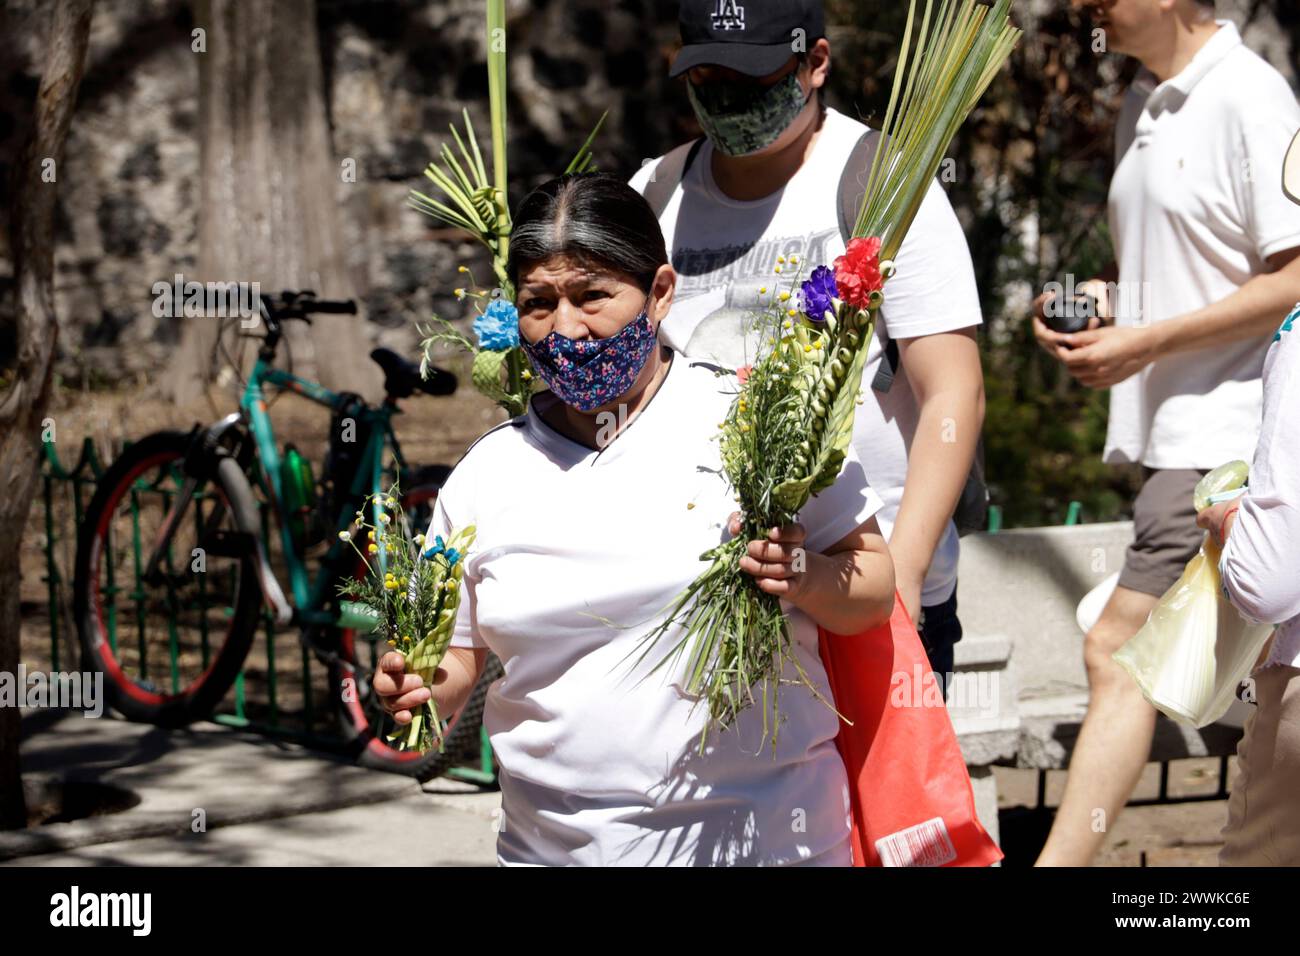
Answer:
[520,301,658,413]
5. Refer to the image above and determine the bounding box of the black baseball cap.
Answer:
[668,0,826,78]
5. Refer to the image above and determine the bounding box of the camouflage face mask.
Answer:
[686,71,812,157]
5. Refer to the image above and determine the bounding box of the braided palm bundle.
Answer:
[629,0,1020,753]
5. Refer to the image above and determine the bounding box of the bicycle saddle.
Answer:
[370,348,457,399]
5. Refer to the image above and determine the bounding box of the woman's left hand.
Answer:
[730,513,809,599]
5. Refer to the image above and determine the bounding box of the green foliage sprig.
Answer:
[337,485,476,754]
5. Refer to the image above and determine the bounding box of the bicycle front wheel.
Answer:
[74,431,262,726]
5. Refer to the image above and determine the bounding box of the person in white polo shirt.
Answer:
[1033,1,1300,866]
[629,0,985,694]
[1196,129,1300,866]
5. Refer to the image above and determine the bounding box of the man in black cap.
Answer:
[631,0,985,691]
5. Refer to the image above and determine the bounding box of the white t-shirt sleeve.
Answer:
[877,178,984,341]
[1220,321,1300,626]
[628,157,657,193]
[1233,83,1300,262]
[423,467,486,650]
[798,444,885,553]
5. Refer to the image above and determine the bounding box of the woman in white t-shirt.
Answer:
[374,173,895,866]
[1196,132,1300,865]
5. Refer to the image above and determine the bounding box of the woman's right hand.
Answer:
[1031,292,1070,358]
[374,651,439,725]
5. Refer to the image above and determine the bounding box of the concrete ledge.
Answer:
[1013,692,1243,770]
[950,632,1020,766]
[968,765,1000,850]
[958,522,1134,699]
[954,634,1012,669]
[953,718,1021,767]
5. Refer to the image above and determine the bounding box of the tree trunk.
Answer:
[0,0,94,831]
[161,0,382,405]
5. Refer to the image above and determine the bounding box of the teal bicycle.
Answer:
[73,290,502,779]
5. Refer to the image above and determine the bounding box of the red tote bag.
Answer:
[817,593,1003,867]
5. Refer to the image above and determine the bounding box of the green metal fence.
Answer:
[39,438,101,677]
[36,436,341,747]
[984,499,1082,535]
[34,436,495,782]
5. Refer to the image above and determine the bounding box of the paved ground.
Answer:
[8,791,501,866]
[5,710,501,866]
[5,709,1231,867]
[996,761,1231,867]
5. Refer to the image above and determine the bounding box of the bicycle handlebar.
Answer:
[262,291,357,321]
[254,291,358,354]
[300,299,357,315]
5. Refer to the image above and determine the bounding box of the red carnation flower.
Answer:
[832,236,884,310]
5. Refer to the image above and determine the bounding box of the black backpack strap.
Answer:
[682,137,705,176]
[837,130,899,394]
[641,137,706,219]
[837,130,877,252]
[871,337,900,393]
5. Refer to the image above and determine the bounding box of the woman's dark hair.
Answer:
[507,172,669,294]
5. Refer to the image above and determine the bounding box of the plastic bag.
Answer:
[817,593,1003,867]
[1077,571,1120,635]
[1112,462,1273,728]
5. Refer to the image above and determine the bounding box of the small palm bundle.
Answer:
[337,486,476,753]
[409,0,604,417]
[632,0,1020,752]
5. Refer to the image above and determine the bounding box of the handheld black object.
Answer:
[1043,289,1097,335]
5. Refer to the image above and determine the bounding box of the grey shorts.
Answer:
[1117,467,1208,598]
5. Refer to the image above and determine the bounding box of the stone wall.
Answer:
[0,0,1295,388]
[0,0,685,385]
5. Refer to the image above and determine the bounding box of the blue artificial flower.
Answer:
[473,298,521,351]
[444,548,461,567]
[422,535,446,561]
[799,265,838,323]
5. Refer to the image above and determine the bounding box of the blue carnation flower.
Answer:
[799,265,838,323]
[473,299,520,351]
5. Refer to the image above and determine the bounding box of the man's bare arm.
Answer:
[888,327,985,619]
